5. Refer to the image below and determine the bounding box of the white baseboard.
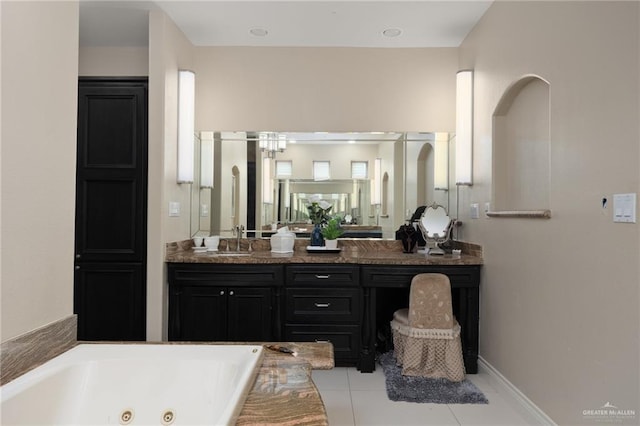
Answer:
[478,356,557,426]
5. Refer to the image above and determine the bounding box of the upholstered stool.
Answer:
[390,273,465,381]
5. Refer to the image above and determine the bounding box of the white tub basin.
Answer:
[1,344,264,425]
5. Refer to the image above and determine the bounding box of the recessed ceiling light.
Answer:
[249,27,268,37]
[382,28,402,38]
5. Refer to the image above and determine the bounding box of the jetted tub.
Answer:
[1,344,264,425]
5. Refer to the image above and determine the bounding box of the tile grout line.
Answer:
[347,367,357,426]
[447,404,463,425]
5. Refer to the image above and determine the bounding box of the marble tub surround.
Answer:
[2,340,332,425]
[0,315,77,385]
[237,342,331,425]
[166,238,483,266]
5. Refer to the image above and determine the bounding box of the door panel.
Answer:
[85,95,137,167]
[74,263,145,340]
[80,179,137,255]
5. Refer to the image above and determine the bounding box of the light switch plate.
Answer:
[470,203,480,219]
[201,204,209,217]
[613,193,636,223]
[169,201,181,217]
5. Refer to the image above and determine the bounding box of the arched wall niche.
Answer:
[381,172,390,217]
[491,75,551,218]
[416,143,434,207]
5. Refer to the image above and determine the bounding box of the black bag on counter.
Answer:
[395,223,418,253]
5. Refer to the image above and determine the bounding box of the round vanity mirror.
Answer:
[418,203,453,255]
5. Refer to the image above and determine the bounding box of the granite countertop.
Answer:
[166,238,483,266]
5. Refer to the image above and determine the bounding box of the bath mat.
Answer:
[378,351,489,404]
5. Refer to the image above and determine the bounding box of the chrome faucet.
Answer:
[234,225,245,251]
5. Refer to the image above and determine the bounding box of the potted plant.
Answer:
[307,195,333,246]
[321,216,344,249]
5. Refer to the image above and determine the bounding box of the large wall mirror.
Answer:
[191,131,455,239]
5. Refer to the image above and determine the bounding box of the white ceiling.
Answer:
[79,1,492,48]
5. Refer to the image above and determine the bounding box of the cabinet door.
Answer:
[74,263,145,340]
[227,287,273,341]
[176,286,227,341]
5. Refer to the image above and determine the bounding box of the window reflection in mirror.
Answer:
[191,132,454,239]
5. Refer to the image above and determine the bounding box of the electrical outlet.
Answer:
[470,203,480,219]
[484,202,491,214]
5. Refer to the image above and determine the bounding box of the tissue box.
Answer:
[270,228,295,253]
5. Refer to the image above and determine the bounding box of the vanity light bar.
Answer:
[200,131,214,189]
[177,70,195,184]
[455,70,473,186]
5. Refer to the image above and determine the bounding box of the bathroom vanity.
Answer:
[166,239,483,373]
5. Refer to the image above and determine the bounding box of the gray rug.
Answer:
[378,351,489,404]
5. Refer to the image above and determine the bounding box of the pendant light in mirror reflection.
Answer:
[259,132,287,159]
[200,131,214,189]
[456,70,474,186]
[177,70,195,184]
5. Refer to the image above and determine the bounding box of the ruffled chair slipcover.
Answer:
[390,273,466,382]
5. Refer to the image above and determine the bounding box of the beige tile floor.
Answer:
[312,366,534,426]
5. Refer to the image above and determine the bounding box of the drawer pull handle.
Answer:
[314,302,331,308]
[315,339,331,343]
[315,274,330,279]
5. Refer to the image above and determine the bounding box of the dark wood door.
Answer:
[74,78,147,341]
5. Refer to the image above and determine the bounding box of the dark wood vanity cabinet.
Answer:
[167,261,480,373]
[168,264,283,342]
[284,265,362,365]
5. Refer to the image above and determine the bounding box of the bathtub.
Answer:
[1,344,264,425]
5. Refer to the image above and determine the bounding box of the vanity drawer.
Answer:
[284,324,360,362]
[285,265,359,287]
[285,288,361,323]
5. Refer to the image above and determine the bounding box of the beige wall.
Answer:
[194,47,458,132]
[459,2,639,424]
[78,46,148,76]
[147,8,195,341]
[1,2,79,341]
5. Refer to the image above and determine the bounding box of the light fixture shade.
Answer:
[277,134,287,151]
[200,131,214,189]
[371,158,382,205]
[262,157,273,204]
[434,133,449,190]
[177,70,195,183]
[456,70,473,185]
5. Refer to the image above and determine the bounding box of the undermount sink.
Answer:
[213,252,252,257]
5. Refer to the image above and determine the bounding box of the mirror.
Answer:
[191,131,455,239]
[418,203,454,255]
